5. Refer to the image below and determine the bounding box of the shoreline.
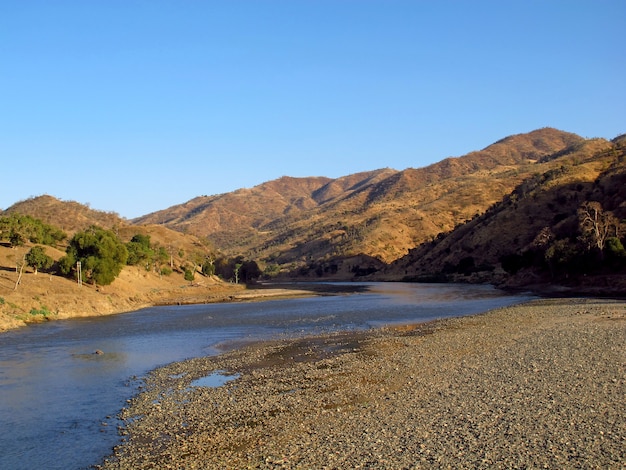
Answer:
[0,285,320,333]
[100,297,625,469]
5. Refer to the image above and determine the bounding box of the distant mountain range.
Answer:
[133,128,584,261]
[4,127,625,291]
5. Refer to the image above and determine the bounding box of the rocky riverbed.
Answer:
[100,298,625,469]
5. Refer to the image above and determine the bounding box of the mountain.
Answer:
[381,134,626,291]
[133,169,397,254]
[134,128,586,273]
[4,128,623,290]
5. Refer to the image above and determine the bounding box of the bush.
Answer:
[184,267,195,283]
[30,306,52,318]
[606,237,626,259]
[25,246,54,274]
[126,234,155,266]
[59,226,128,285]
[500,253,525,274]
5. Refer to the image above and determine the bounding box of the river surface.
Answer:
[0,282,534,469]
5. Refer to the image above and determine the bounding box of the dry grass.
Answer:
[133,128,597,270]
[0,241,246,332]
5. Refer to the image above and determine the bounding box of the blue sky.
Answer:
[1,1,624,219]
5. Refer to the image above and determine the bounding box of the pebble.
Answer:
[101,298,625,469]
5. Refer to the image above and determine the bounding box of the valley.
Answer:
[2,128,625,331]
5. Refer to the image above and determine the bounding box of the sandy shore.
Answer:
[100,298,625,469]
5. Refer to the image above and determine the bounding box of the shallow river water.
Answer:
[0,282,534,469]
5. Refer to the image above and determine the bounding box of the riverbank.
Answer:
[0,264,318,332]
[100,297,625,469]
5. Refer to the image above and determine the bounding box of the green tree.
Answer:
[605,237,626,269]
[233,262,242,284]
[500,253,525,275]
[25,246,53,274]
[59,226,128,285]
[126,234,154,268]
[214,255,261,283]
[606,237,626,258]
[9,230,26,247]
[201,255,216,276]
[545,239,578,276]
[187,250,207,277]
[0,213,66,247]
[214,256,234,280]
[153,245,170,276]
[239,260,262,282]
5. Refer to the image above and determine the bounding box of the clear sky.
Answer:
[1,1,624,219]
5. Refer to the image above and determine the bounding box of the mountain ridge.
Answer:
[3,128,624,334]
[380,134,626,291]
[129,128,586,266]
[3,127,623,286]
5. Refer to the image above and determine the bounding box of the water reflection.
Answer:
[0,282,534,470]
[190,371,240,388]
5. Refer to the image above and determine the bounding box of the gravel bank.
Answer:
[100,298,625,469]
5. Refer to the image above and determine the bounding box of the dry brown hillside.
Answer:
[2,196,214,253]
[133,170,397,238]
[382,135,626,292]
[0,239,250,331]
[4,128,621,289]
[3,195,126,233]
[0,206,249,331]
[133,128,586,273]
[0,197,320,331]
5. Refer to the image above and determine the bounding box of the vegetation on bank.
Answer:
[58,226,129,285]
[0,218,263,331]
[498,201,625,278]
[0,214,262,288]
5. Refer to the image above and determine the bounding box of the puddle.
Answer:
[189,371,240,388]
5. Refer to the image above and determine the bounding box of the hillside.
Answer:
[134,128,585,274]
[0,204,292,331]
[133,169,398,253]
[3,127,624,310]
[3,195,126,233]
[381,134,626,292]
[0,242,229,330]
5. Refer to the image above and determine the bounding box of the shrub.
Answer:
[30,306,52,318]
[59,226,128,285]
[25,246,53,274]
[184,267,195,283]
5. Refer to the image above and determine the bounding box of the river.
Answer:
[0,282,534,469]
